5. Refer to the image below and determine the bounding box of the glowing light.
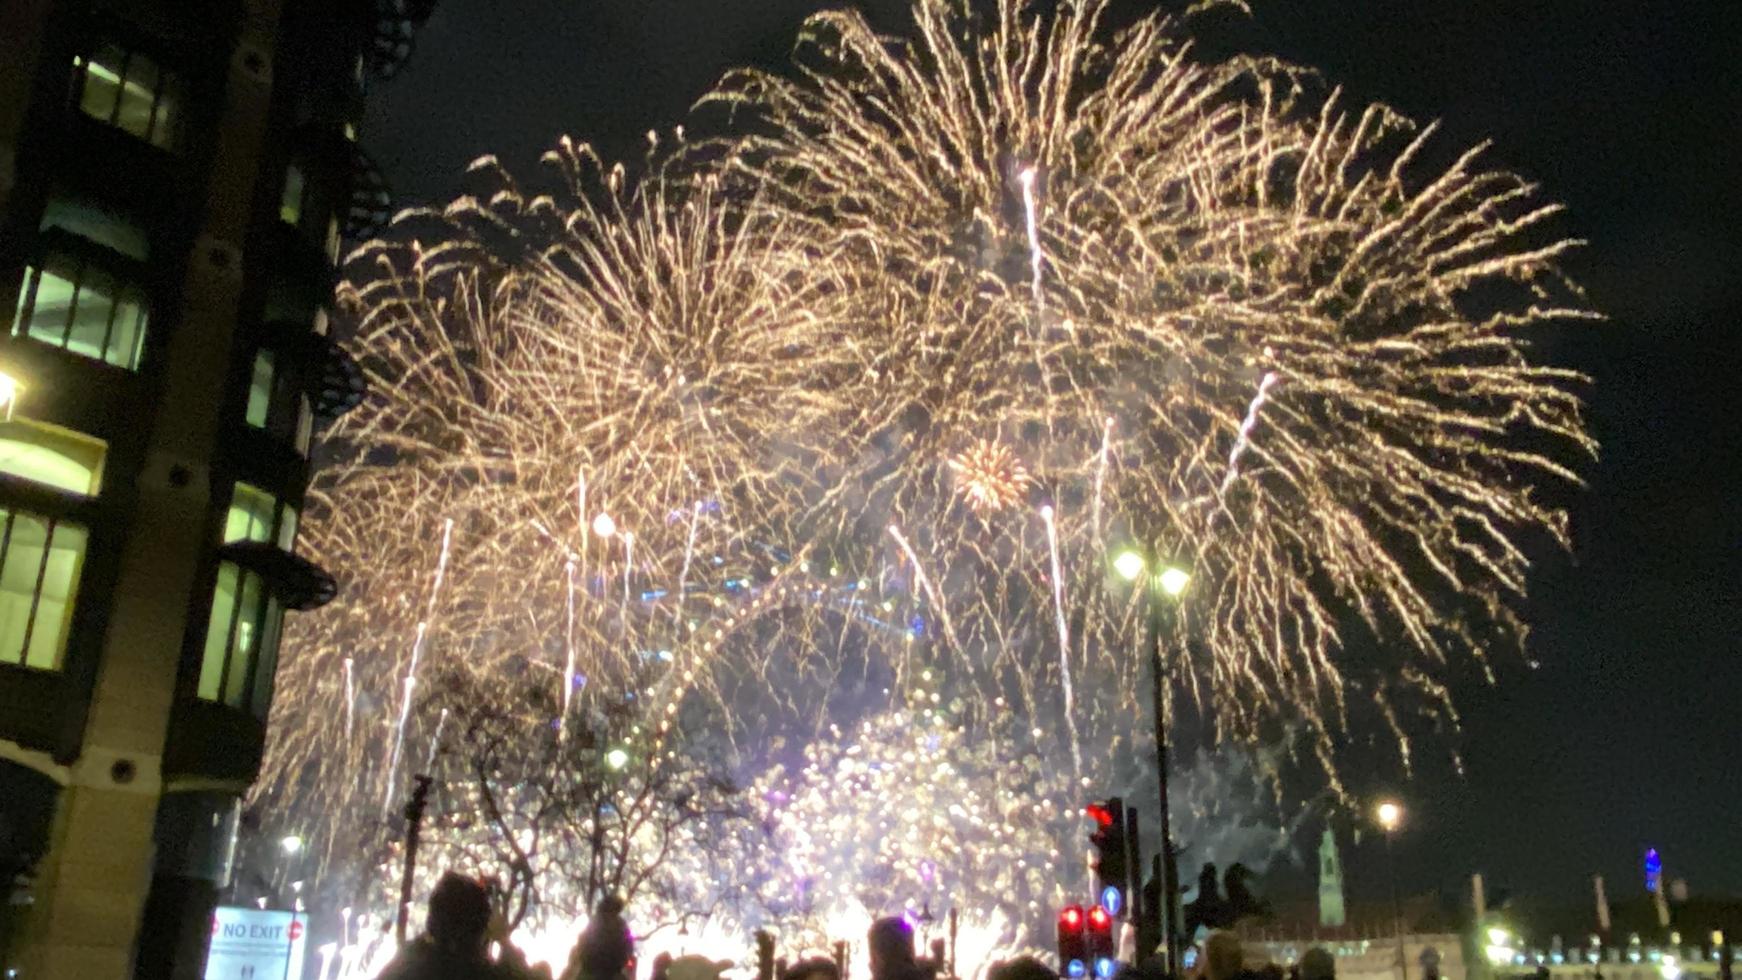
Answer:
[280,835,303,855]
[0,370,21,421]
[1159,566,1191,597]
[1377,800,1403,832]
[604,747,630,770]
[592,512,617,538]
[1113,551,1145,582]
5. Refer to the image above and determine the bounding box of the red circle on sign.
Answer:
[211,916,220,936]
[288,920,304,941]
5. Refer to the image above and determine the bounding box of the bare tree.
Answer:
[418,663,747,931]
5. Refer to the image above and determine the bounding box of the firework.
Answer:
[705,0,1594,764]
[948,440,1034,514]
[258,0,1594,954]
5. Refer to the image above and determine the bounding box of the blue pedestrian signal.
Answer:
[1095,958,1117,979]
[1100,885,1123,917]
[1067,960,1087,979]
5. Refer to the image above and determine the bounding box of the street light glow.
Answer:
[592,512,617,538]
[280,835,303,855]
[1376,800,1403,831]
[1159,566,1191,596]
[0,370,20,421]
[1113,550,1145,582]
[604,747,630,770]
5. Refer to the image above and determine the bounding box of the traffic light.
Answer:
[1087,797,1130,915]
[1087,904,1116,978]
[1058,905,1087,977]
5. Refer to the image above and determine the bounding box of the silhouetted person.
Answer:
[650,952,676,980]
[1201,931,1244,980]
[786,957,843,980]
[869,917,929,980]
[1298,948,1334,980]
[987,955,1059,980]
[564,895,635,980]
[378,871,533,979]
[1186,863,1226,935]
[1223,865,1269,922]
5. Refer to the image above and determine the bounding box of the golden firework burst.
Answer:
[947,439,1032,513]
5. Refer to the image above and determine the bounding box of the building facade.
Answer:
[0,0,429,975]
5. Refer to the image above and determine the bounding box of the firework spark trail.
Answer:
[342,656,354,743]
[561,560,578,728]
[1219,371,1281,497]
[886,523,961,655]
[379,622,424,816]
[1038,504,1082,782]
[622,531,635,607]
[381,518,453,815]
[1091,417,1114,542]
[422,707,449,773]
[1018,166,1044,312]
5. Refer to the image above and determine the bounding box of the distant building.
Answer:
[1321,828,1347,927]
[0,0,431,975]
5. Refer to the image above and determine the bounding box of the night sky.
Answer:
[355,0,1742,906]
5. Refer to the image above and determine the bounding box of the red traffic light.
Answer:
[1087,906,1111,931]
[1085,803,1115,828]
[1060,905,1084,930]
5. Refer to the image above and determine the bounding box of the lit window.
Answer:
[0,507,88,671]
[276,506,298,552]
[222,483,299,553]
[279,165,305,226]
[72,44,182,150]
[0,420,106,496]
[246,352,274,428]
[11,254,148,369]
[223,483,277,544]
[196,561,283,717]
[293,395,313,456]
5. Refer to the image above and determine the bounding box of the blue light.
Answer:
[1066,960,1087,979]
[1095,958,1116,979]
[1100,886,1123,917]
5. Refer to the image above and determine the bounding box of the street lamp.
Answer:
[604,747,630,771]
[1376,800,1407,980]
[1113,547,1190,974]
[280,835,303,856]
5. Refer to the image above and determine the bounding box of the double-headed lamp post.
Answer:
[1377,801,1407,980]
[1115,549,1189,974]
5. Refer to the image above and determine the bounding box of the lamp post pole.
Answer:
[1378,802,1407,980]
[1115,550,1189,974]
[1146,585,1181,976]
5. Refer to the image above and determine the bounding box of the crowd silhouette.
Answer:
[379,871,1334,980]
